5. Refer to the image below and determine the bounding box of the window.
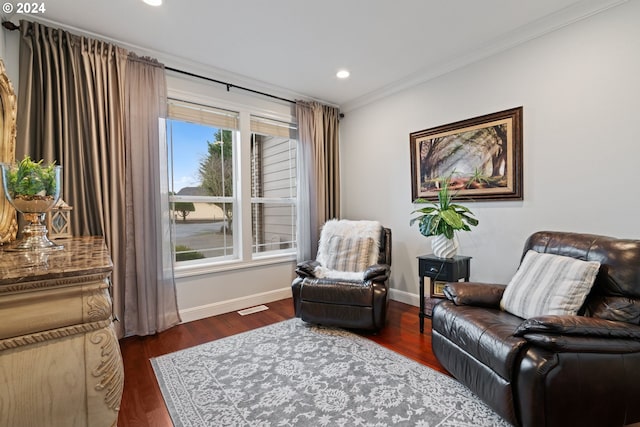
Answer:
[251,116,297,255]
[166,99,297,267]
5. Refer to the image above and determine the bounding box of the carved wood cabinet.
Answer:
[0,237,123,427]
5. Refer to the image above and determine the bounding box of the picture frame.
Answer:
[410,106,523,202]
[0,60,18,244]
[432,280,448,298]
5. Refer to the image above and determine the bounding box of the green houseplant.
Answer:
[1,155,62,250]
[4,156,58,200]
[410,176,478,258]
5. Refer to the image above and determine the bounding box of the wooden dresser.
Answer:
[0,237,124,427]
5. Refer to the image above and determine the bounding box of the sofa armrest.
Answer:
[521,333,640,353]
[443,282,506,308]
[363,264,390,281]
[295,260,320,278]
[515,315,640,353]
[514,315,640,339]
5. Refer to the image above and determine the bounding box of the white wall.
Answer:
[177,262,295,322]
[340,1,640,304]
[1,29,19,88]
[0,24,5,59]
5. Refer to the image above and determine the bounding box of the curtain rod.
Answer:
[1,21,296,105]
[2,21,19,31]
[165,67,296,104]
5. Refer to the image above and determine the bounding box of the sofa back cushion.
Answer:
[523,231,640,325]
[501,250,600,319]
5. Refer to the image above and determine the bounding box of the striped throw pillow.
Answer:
[323,236,375,272]
[500,250,600,319]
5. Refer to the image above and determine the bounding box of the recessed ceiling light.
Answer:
[143,0,162,6]
[336,70,350,79]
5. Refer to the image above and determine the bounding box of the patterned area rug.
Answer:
[151,319,510,426]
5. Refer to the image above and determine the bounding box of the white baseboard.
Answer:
[179,287,292,324]
[388,288,419,307]
[179,286,419,324]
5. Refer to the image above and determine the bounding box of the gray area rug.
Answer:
[151,318,510,426]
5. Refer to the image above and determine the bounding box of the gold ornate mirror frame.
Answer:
[0,59,18,243]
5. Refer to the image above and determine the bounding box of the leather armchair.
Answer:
[432,231,640,427]
[291,225,391,331]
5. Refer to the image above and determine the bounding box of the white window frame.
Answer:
[250,116,298,257]
[166,80,298,277]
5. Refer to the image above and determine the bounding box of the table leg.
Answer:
[419,276,425,333]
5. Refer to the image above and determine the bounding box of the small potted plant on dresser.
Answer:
[0,155,63,250]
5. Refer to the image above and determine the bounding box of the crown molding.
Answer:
[340,0,628,113]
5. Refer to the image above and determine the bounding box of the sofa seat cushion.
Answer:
[300,278,373,307]
[433,301,528,381]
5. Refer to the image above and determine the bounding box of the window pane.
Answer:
[167,110,237,263]
[252,202,296,253]
[251,117,297,256]
[199,129,234,197]
[173,201,234,261]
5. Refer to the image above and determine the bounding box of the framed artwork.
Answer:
[432,280,448,298]
[410,106,523,202]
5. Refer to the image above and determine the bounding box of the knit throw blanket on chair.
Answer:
[314,219,381,280]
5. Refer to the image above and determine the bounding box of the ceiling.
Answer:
[3,0,625,110]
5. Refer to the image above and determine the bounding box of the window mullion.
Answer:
[237,110,253,261]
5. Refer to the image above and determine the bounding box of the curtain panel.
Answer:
[16,20,180,337]
[295,100,341,260]
[124,54,180,335]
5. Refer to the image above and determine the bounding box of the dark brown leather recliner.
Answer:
[291,225,391,331]
[432,231,640,427]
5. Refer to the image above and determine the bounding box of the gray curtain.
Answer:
[16,21,126,237]
[16,20,180,337]
[124,54,180,335]
[295,101,341,260]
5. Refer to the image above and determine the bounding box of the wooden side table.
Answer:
[418,254,471,333]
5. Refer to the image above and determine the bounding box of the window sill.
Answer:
[174,253,297,279]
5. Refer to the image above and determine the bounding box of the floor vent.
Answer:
[237,305,269,316]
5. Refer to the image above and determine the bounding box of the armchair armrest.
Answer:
[443,282,506,308]
[297,261,389,281]
[295,260,320,278]
[363,264,390,281]
[515,315,640,353]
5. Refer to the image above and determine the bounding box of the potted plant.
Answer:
[1,155,62,250]
[410,176,478,258]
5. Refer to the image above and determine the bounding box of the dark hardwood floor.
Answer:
[117,298,445,427]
